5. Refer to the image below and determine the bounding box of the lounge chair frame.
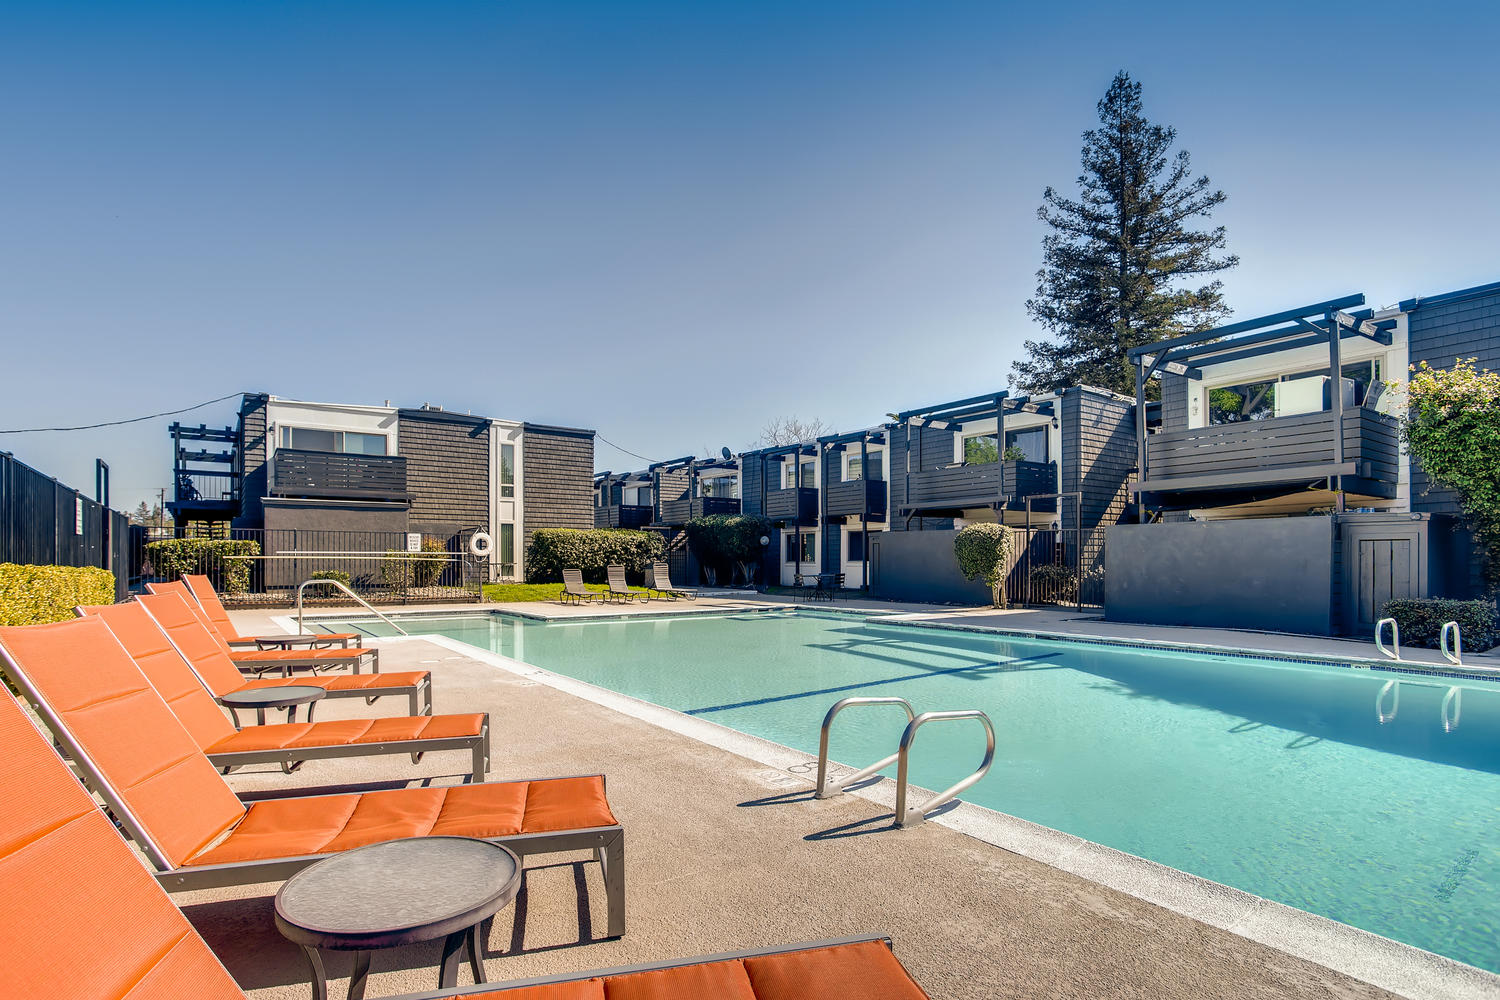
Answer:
[605,564,645,604]
[207,726,490,782]
[559,568,604,606]
[385,935,900,999]
[0,647,625,936]
[648,560,698,601]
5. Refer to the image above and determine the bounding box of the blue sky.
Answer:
[3,1,1498,511]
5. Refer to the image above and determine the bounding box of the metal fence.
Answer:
[1002,494,1105,610]
[1,451,129,600]
[128,526,487,606]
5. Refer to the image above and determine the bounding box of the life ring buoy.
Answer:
[469,531,494,557]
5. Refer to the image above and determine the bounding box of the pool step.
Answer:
[813,695,996,829]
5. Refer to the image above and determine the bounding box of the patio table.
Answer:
[219,685,326,727]
[275,836,522,1000]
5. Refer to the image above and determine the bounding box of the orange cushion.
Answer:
[604,960,756,1000]
[427,782,530,839]
[743,940,930,1000]
[454,982,603,1000]
[238,670,428,694]
[522,775,618,833]
[229,647,365,663]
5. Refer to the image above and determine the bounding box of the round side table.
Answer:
[219,686,326,727]
[275,837,522,1000]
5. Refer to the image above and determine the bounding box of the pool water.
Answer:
[339,609,1500,971]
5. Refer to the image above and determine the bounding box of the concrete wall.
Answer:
[259,499,410,588]
[1106,519,1337,634]
[520,423,594,543]
[869,528,991,604]
[398,409,490,538]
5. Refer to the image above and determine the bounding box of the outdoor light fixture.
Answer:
[759,535,770,547]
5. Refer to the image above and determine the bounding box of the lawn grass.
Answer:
[482,581,652,603]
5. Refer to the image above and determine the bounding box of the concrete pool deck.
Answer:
[191,601,1500,999]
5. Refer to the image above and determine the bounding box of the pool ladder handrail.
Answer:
[296,578,409,637]
[1374,617,1400,660]
[814,696,997,829]
[1441,621,1462,666]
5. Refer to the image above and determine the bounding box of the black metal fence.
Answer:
[1,451,130,600]
[1003,527,1104,609]
[127,526,486,606]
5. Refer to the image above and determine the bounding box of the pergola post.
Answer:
[1134,357,1147,523]
[1328,310,1345,513]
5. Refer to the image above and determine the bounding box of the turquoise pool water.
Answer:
[339,609,1500,971]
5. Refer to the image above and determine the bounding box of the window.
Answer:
[279,427,388,455]
[1003,427,1048,464]
[623,485,649,506]
[500,444,515,498]
[499,523,515,579]
[1208,360,1384,425]
[846,530,865,562]
[783,531,815,562]
[783,458,815,488]
[961,433,998,465]
[699,474,738,499]
[845,452,884,482]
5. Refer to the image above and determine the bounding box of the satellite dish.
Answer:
[720,446,732,460]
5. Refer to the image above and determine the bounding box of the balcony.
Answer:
[594,504,655,529]
[269,449,408,501]
[897,460,1056,518]
[1135,409,1399,509]
[825,478,887,520]
[763,486,819,525]
[657,495,740,526]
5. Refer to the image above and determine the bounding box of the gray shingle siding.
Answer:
[1060,387,1135,537]
[1160,374,1188,433]
[397,410,490,537]
[521,423,594,542]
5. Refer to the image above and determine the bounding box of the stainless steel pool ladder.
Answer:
[814,696,996,829]
[1374,618,1401,660]
[296,578,409,637]
[1376,616,1464,666]
[1441,621,1463,666]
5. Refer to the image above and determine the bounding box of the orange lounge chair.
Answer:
[183,572,365,649]
[0,680,925,1000]
[88,600,491,780]
[132,592,435,716]
[0,615,626,938]
[148,580,378,674]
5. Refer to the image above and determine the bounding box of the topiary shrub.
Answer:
[1380,598,1498,652]
[954,523,1014,608]
[525,528,665,583]
[0,563,116,625]
[144,538,260,594]
[380,538,448,592]
[1028,562,1079,603]
[685,514,772,586]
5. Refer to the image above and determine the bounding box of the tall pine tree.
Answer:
[1013,72,1236,398]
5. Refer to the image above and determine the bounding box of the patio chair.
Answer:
[183,572,363,649]
[560,567,604,605]
[606,563,645,603]
[649,560,699,600]
[86,600,491,780]
[130,592,437,716]
[0,686,925,999]
[0,614,626,939]
[148,580,379,675]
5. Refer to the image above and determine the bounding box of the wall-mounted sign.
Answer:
[74,497,84,536]
[406,532,422,552]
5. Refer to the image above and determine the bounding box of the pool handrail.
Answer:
[814,697,916,799]
[1374,617,1400,660]
[893,709,996,829]
[1440,621,1462,666]
[296,578,409,637]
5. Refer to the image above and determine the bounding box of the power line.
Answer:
[0,392,243,435]
[595,433,660,464]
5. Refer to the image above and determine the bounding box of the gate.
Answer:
[1003,492,1103,610]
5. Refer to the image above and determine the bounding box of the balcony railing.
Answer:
[269,449,408,501]
[657,495,740,526]
[899,460,1055,515]
[825,478,887,519]
[1138,409,1399,500]
[763,486,819,524]
[594,504,655,529]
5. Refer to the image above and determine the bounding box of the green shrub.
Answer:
[686,514,772,585]
[1002,445,1027,462]
[380,538,448,592]
[143,538,260,594]
[309,569,352,588]
[0,563,116,625]
[526,528,665,583]
[1380,598,1498,652]
[954,523,1014,608]
[1028,562,1079,603]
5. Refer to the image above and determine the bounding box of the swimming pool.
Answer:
[334,608,1499,972]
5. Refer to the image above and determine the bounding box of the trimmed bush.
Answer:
[0,563,116,625]
[1380,598,1498,652]
[686,514,772,586]
[144,538,260,595]
[954,523,1014,608]
[526,528,665,583]
[380,538,447,592]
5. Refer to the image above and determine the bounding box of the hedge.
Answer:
[0,563,116,626]
[1380,598,1498,652]
[526,528,665,583]
[380,538,448,592]
[143,538,260,595]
